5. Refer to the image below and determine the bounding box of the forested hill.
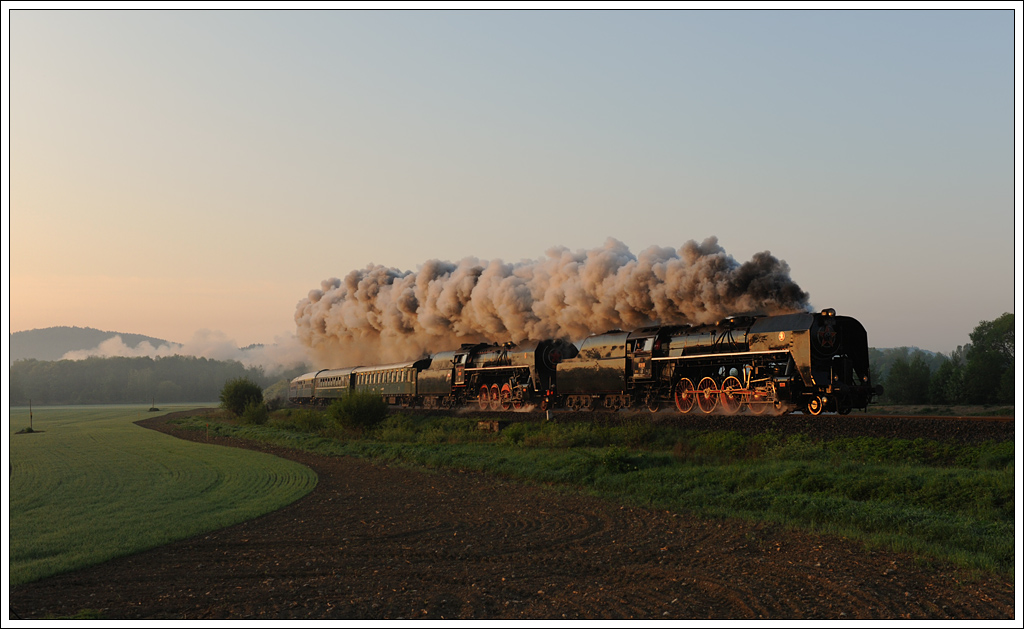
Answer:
[9,326,173,362]
[9,355,272,405]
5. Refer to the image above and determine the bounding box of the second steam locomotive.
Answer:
[289,308,882,416]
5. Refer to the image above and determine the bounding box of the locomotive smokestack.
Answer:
[294,237,810,366]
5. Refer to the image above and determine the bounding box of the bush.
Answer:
[271,409,327,433]
[220,377,264,417]
[241,400,269,425]
[328,392,388,430]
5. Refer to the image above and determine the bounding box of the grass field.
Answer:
[7,405,318,586]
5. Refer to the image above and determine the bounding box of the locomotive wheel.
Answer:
[540,398,549,411]
[806,395,824,416]
[490,384,501,411]
[746,390,768,415]
[478,385,489,410]
[720,376,743,415]
[646,394,660,413]
[674,378,696,414]
[697,377,718,414]
[500,384,513,411]
[512,391,524,411]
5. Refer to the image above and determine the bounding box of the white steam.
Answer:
[295,237,810,367]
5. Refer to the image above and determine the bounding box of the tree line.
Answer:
[870,313,1014,406]
[8,355,293,405]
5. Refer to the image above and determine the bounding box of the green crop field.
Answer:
[7,405,318,586]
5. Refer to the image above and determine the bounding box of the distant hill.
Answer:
[9,326,174,362]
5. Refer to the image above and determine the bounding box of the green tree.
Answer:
[962,313,1014,404]
[885,353,931,404]
[929,346,966,405]
[220,377,265,417]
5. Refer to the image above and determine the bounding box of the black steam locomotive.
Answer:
[288,308,882,415]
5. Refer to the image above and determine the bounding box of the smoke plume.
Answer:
[295,237,810,367]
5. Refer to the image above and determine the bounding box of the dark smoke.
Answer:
[294,237,810,367]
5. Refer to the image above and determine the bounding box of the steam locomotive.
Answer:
[288,308,882,416]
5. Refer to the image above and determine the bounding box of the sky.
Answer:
[4,7,1021,365]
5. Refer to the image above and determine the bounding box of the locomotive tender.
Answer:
[288,308,881,416]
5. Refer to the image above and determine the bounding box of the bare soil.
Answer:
[8,412,1016,620]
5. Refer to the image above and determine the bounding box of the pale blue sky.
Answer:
[6,8,1020,355]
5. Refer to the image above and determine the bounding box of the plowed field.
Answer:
[8,413,1015,620]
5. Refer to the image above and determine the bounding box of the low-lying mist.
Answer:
[61,330,310,378]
